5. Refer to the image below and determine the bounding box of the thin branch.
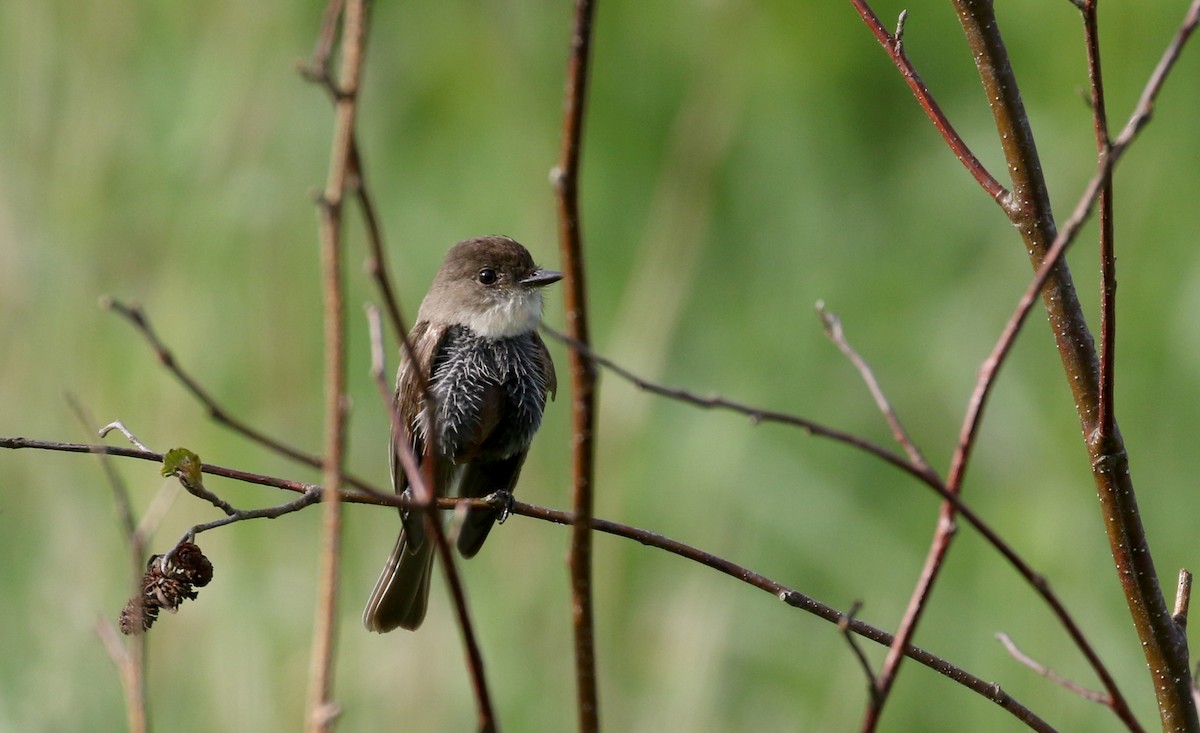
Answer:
[353,146,407,345]
[817,302,930,470]
[367,307,497,731]
[553,0,600,730]
[172,489,324,550]
[303,1,370,728]
[540,326,1117,729]
[1081,0,1117,440]
[571,509,1056,732]
[865,1,1200,728]
[67,396,149,733]
[297,0,345,90]
[542,325,941,489]
[101,298,331,469]
[946,7,1200,727]
[838,601,881,706]
[98,419,152,452]
[103,298,385,494]
[96,617,149,733]
[68,402,139,547]
[847,1,1009,204]
[1175,570,1194,631]
[1111,0,1200,152]
[0,432,1059,730]
[865,508,960,732]
[997,633,1108,704]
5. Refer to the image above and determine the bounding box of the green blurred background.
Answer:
[3,0,1199,730]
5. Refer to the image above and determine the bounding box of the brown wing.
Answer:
[390,320,451,497]
[389,321,456,557]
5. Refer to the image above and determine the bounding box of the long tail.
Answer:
[363,528,434,632]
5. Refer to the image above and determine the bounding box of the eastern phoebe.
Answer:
[364,236,561,632]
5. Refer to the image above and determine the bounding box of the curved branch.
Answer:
[2,434,1053,731]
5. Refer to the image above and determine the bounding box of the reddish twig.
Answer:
[542,325,1115,729]
[997,633,1108,704]
[848,2,1200,728]
[529,504,1056,732]
[552,0,600,730]
[847,2,1008,205]
[366,308,496,731]
[864,514,955,732]
[944,7,1200,728]
[1080,0,1117,441]
[351,145,410,348]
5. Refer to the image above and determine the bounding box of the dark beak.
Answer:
[522,269,564,288]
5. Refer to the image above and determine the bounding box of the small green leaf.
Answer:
[162,447,202,486]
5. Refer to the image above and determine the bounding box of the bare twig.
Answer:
[303,0,370,728]
[542,325,941,489]
[98,420,152,452]
[1111,0,1200,153]
[541,326,1113,730]
[847,1,1008,204]
[95,422,326,568]
[68,396,149,733]
[174,489,323,547]
[946,5,1200,728]
[96,617,149,733]
[103,298,386,494]
[553,0,600,729]
[1080,0,1117,440]
[1175,570,1194,630]
[817,302,930,470]
[367,307,497,731]
[297,0,345,88]
[0,433,1058,730]
[857,1,1200,728]
[838,601,881,705]
[353,146,408,345]
[997,633,1108,704]
[101,297,336,471]
[568,509,1055,732]
[864,513,955,733]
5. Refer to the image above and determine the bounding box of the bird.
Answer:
[363,235,561,632]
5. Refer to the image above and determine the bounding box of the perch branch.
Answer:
[0,433,1057,731]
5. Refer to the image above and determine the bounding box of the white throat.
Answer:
[464,289,543,338]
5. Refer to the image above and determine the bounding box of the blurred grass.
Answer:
[2,0,1199,730]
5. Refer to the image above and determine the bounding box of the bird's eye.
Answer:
[477,268,498,285]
